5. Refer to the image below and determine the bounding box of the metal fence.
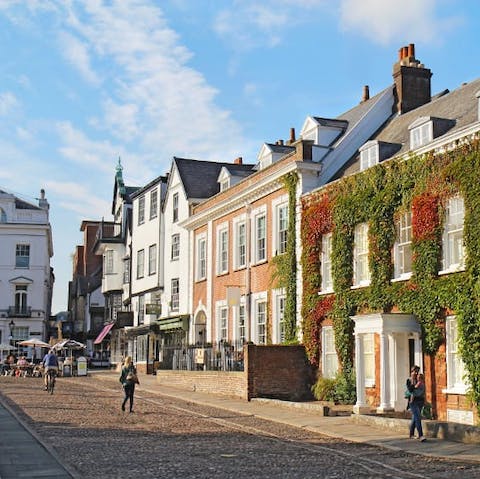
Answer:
[158,340,245,372]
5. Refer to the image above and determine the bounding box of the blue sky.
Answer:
[0,0,478,314]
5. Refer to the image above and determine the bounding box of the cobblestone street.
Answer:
[1,375,480,478]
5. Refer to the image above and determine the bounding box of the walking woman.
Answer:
[119,356,139,413]
[408,372,427,442]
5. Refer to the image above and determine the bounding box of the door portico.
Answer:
[352,313,422,414]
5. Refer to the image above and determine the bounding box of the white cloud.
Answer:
[0,91,19,116]
[213,0,328,50]
[45,180,110,219]
[339,0,463,45]
[58,30,100,85]
[57,0,244,163]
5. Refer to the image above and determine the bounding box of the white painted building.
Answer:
[0,188,53,358]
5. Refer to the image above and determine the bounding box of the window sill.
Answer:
[318,289,334,296]
[195,277,206,283]
[216,271,229,277]
[234,265,246,272]
[439,267,465,276]
[442,386,468,395]
[252,259,268,267]
[351,282,371,290]
[391,273,412,283]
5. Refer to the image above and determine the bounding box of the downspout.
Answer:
[245,201,252,341]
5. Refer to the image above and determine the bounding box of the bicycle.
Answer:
[46,368,57,394]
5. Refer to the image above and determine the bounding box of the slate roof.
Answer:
[373,78,480,156]
[174,157,256,199]
[265,143,296,155]
[0,188,41,210]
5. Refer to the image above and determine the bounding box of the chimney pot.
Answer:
[234,156,243,165]
[398,48,403,61]
[408,43,415,59]
[362,85,370,103]
[403,46,409,58]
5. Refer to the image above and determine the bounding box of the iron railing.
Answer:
[158,339,245,372]
[8,306,32,317]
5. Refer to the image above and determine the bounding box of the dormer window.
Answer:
[220,179,229,191]
[409,117,433,149]
[359,142,379,171]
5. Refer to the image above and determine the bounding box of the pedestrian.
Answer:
[42,349,59,390]
[119,356,139,413]
[407,371,427,442]
[405,365,420,409]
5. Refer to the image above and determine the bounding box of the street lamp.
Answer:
[9,320,15,354]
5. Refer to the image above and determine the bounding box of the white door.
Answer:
[391,333,410,411]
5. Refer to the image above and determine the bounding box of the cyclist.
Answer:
[42,349,59,391]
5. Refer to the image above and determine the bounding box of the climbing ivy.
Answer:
[301,136,480,414]
[270,172,298,343]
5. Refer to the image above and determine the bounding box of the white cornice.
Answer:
[182,159,317,230]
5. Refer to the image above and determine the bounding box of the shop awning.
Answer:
[93,323,115,344]
[125,323,159,338]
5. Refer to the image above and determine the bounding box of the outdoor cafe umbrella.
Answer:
[53,339,86,359]
[18,338,51,348]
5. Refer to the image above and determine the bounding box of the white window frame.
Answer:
[15,244,30,268]
[322,326,339,379]
[150,188,158,220]
[171,233,180,260]
[14,285,28,315]
[272,289,286,344]
[236,301,246,343]
[148,244,157,275]
[252,207,267,264]
[410,120,433,149]
[353,223,370,287]
[104,249,114,275]
[363,333,375,387]
[321,233,333,293]
[138,294,145,325]
[216,303,228,342]
[171,278,179,311]
[196,235,207,281]
[359,143,379,171]
[123,257,130,284]
[444,316,468,394]
[251,292,267,345]
[217,224,229,275]
[138,196,145,225]
[172,192,179,223]
[220,179,229,191]
[272,197,288,256]
[393,211,413,280]
[441,196,465,273]
[233,216,247,270]
[136,249,144,279]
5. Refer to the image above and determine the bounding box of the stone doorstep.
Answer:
[351,413,480,444]
[251,398,352,417]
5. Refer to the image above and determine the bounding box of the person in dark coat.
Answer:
[119,355,139,413]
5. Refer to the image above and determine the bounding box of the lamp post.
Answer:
[9,319,15,357]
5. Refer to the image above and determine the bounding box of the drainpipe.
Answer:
[245,201,252,341]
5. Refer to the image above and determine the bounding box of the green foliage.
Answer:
[301,136,480,415]
[270,172,298,343]
[311,369,357,404]
[311,376,336,401]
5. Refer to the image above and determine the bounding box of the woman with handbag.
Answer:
[119,356,139,413]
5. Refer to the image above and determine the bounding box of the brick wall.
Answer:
[155,370,247,399]
[245,344,313,401]
[154,344,313,402]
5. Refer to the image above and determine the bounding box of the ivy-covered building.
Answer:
[302,44,480,424]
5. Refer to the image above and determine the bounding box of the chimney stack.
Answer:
[393,43,432,114]
[361,85,370,103]
[289,127,296,144]
[234,156,243,165]
[38,188,50,211]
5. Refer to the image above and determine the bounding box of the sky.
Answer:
[0,0,479,314]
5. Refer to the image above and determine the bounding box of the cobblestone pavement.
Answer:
[1,375,480,479]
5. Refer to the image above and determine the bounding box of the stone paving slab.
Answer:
[0,399,75,479]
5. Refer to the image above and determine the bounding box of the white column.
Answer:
[377,332,393,412]
[353,332,368,414]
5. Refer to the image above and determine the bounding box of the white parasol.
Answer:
[18,338,51,348]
